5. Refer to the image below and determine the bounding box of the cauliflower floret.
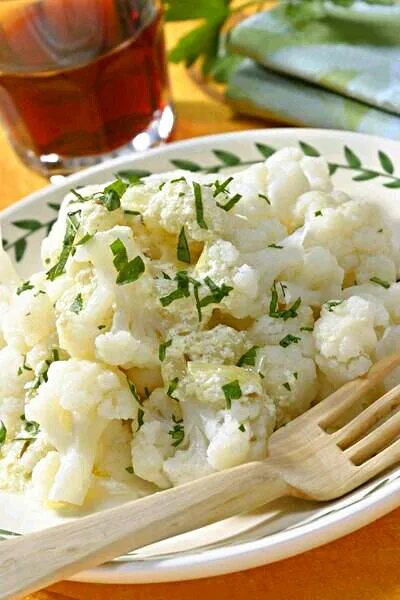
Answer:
[3,288,56,354]
[314,296,389,387]
[292,189,349,229]
[26,359,138,505]
[303,201,398,282]
[194,240,262,319]
[249,304,315,358]
[41,184,126,268]
[0,346,32,431]
[161,325,251,384]
[264,148,332,230]
[355,255,396,286]
[342,282,400,324]
[255,345,317,426]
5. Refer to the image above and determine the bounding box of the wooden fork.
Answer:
[2,351,400,600]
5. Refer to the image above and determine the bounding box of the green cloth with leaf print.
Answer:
[225,2,400,139]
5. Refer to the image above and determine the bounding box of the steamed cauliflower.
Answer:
[0,145,399,510]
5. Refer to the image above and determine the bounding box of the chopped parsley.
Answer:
[159,271,233,322]
[269,282,301,320]
[127,379,140,403]
[110,238,145,285]
[213,177,233,197]
[46,212,80,281]
[125,466,134,474]
[258,193,270,205]
[97,179,128,211]
[237,346,259,367]
[0,421,6,447]
[193,182,208,230]
[177,226,191,264]
[75,232,94,246]
[69,293,83,315]
[300,326,314,332]
[20,415,40,436]
[217,193,242,212]
[370,276,390,289]
[16,281,34,296]
[160,271,191,307]
[29,349,61,394]
[325,300,343,312]
[268,244,283,249]
[293,372,298,380]
[258,371,265,379]
[136,408,145,432]
[222,380,242,409]
[283,382,291,391]
[238,424,246,432]
[124,210,142,217]
[162,271,171,280]
[314,210,322,217]
[98,324,106,330]
[159,182,166,191]
[199,276,233,309]
[171,176,186,184]
[70,189,85,202]
[169,415,184,447]
[167,377,180,401]
[159,339,172,362]
[279,334,301,348]
[378,228,383,233]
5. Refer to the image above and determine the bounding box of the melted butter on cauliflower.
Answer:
[0,147,399,508]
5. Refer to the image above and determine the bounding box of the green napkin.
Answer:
[226,3,400,138]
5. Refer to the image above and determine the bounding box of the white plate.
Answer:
[1,128,400,584]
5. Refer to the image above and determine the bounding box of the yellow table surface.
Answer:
[0,19,399,600]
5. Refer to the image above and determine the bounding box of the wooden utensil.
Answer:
[2,350,400,600]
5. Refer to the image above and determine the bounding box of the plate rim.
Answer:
[2,127,400,583]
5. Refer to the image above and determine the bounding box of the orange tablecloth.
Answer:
[0,20,399,600]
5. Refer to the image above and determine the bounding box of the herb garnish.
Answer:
[217,193,242,212]
[258,194,271,205]
[69,293,83,315]
[169,415,184,447]
[279,334,301,348]
[237,346,259,367]
[171,177,186,184]
[46,212,80,281]
[293,372,298,380]
[193,182,208,229]
[110,238,145,285]
[213,177,233,197]
[16,281,34,296]
[136,408,145,432]
[300,326,314,332]
[238,424,246,432]
[325,300,343,312]
[268,244,283,249]
[98,325,106,331]
[222,380,242,409]
[126,466,134,474]
[283,382,291,391]
[167,377,180,401]
[269,282,301,320]
[75,232,94,246]
[315,210,322,217]
[177,226,191,264]
[0,421,6,447]
[20,415,40,436]
[29,349,61,394]
[70,189,85,202]
[159,339,172,362]
[160,271,191,307]
[370,276,390,289]
[98,179,128,211]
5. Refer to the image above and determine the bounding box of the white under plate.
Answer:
[1,128,400,584]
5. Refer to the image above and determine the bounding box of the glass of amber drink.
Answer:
[0,0,174,176]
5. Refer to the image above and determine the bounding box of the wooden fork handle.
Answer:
[0,459,290,600]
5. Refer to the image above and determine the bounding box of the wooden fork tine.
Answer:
[334,384,400,448]
[345,407,400,465]
[304,350,400,428]
[357,436,400,484]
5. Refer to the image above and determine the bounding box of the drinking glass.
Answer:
[0,0,174,176]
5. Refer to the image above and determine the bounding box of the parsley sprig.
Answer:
[110,239,145,285]
[269,282,301,320]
